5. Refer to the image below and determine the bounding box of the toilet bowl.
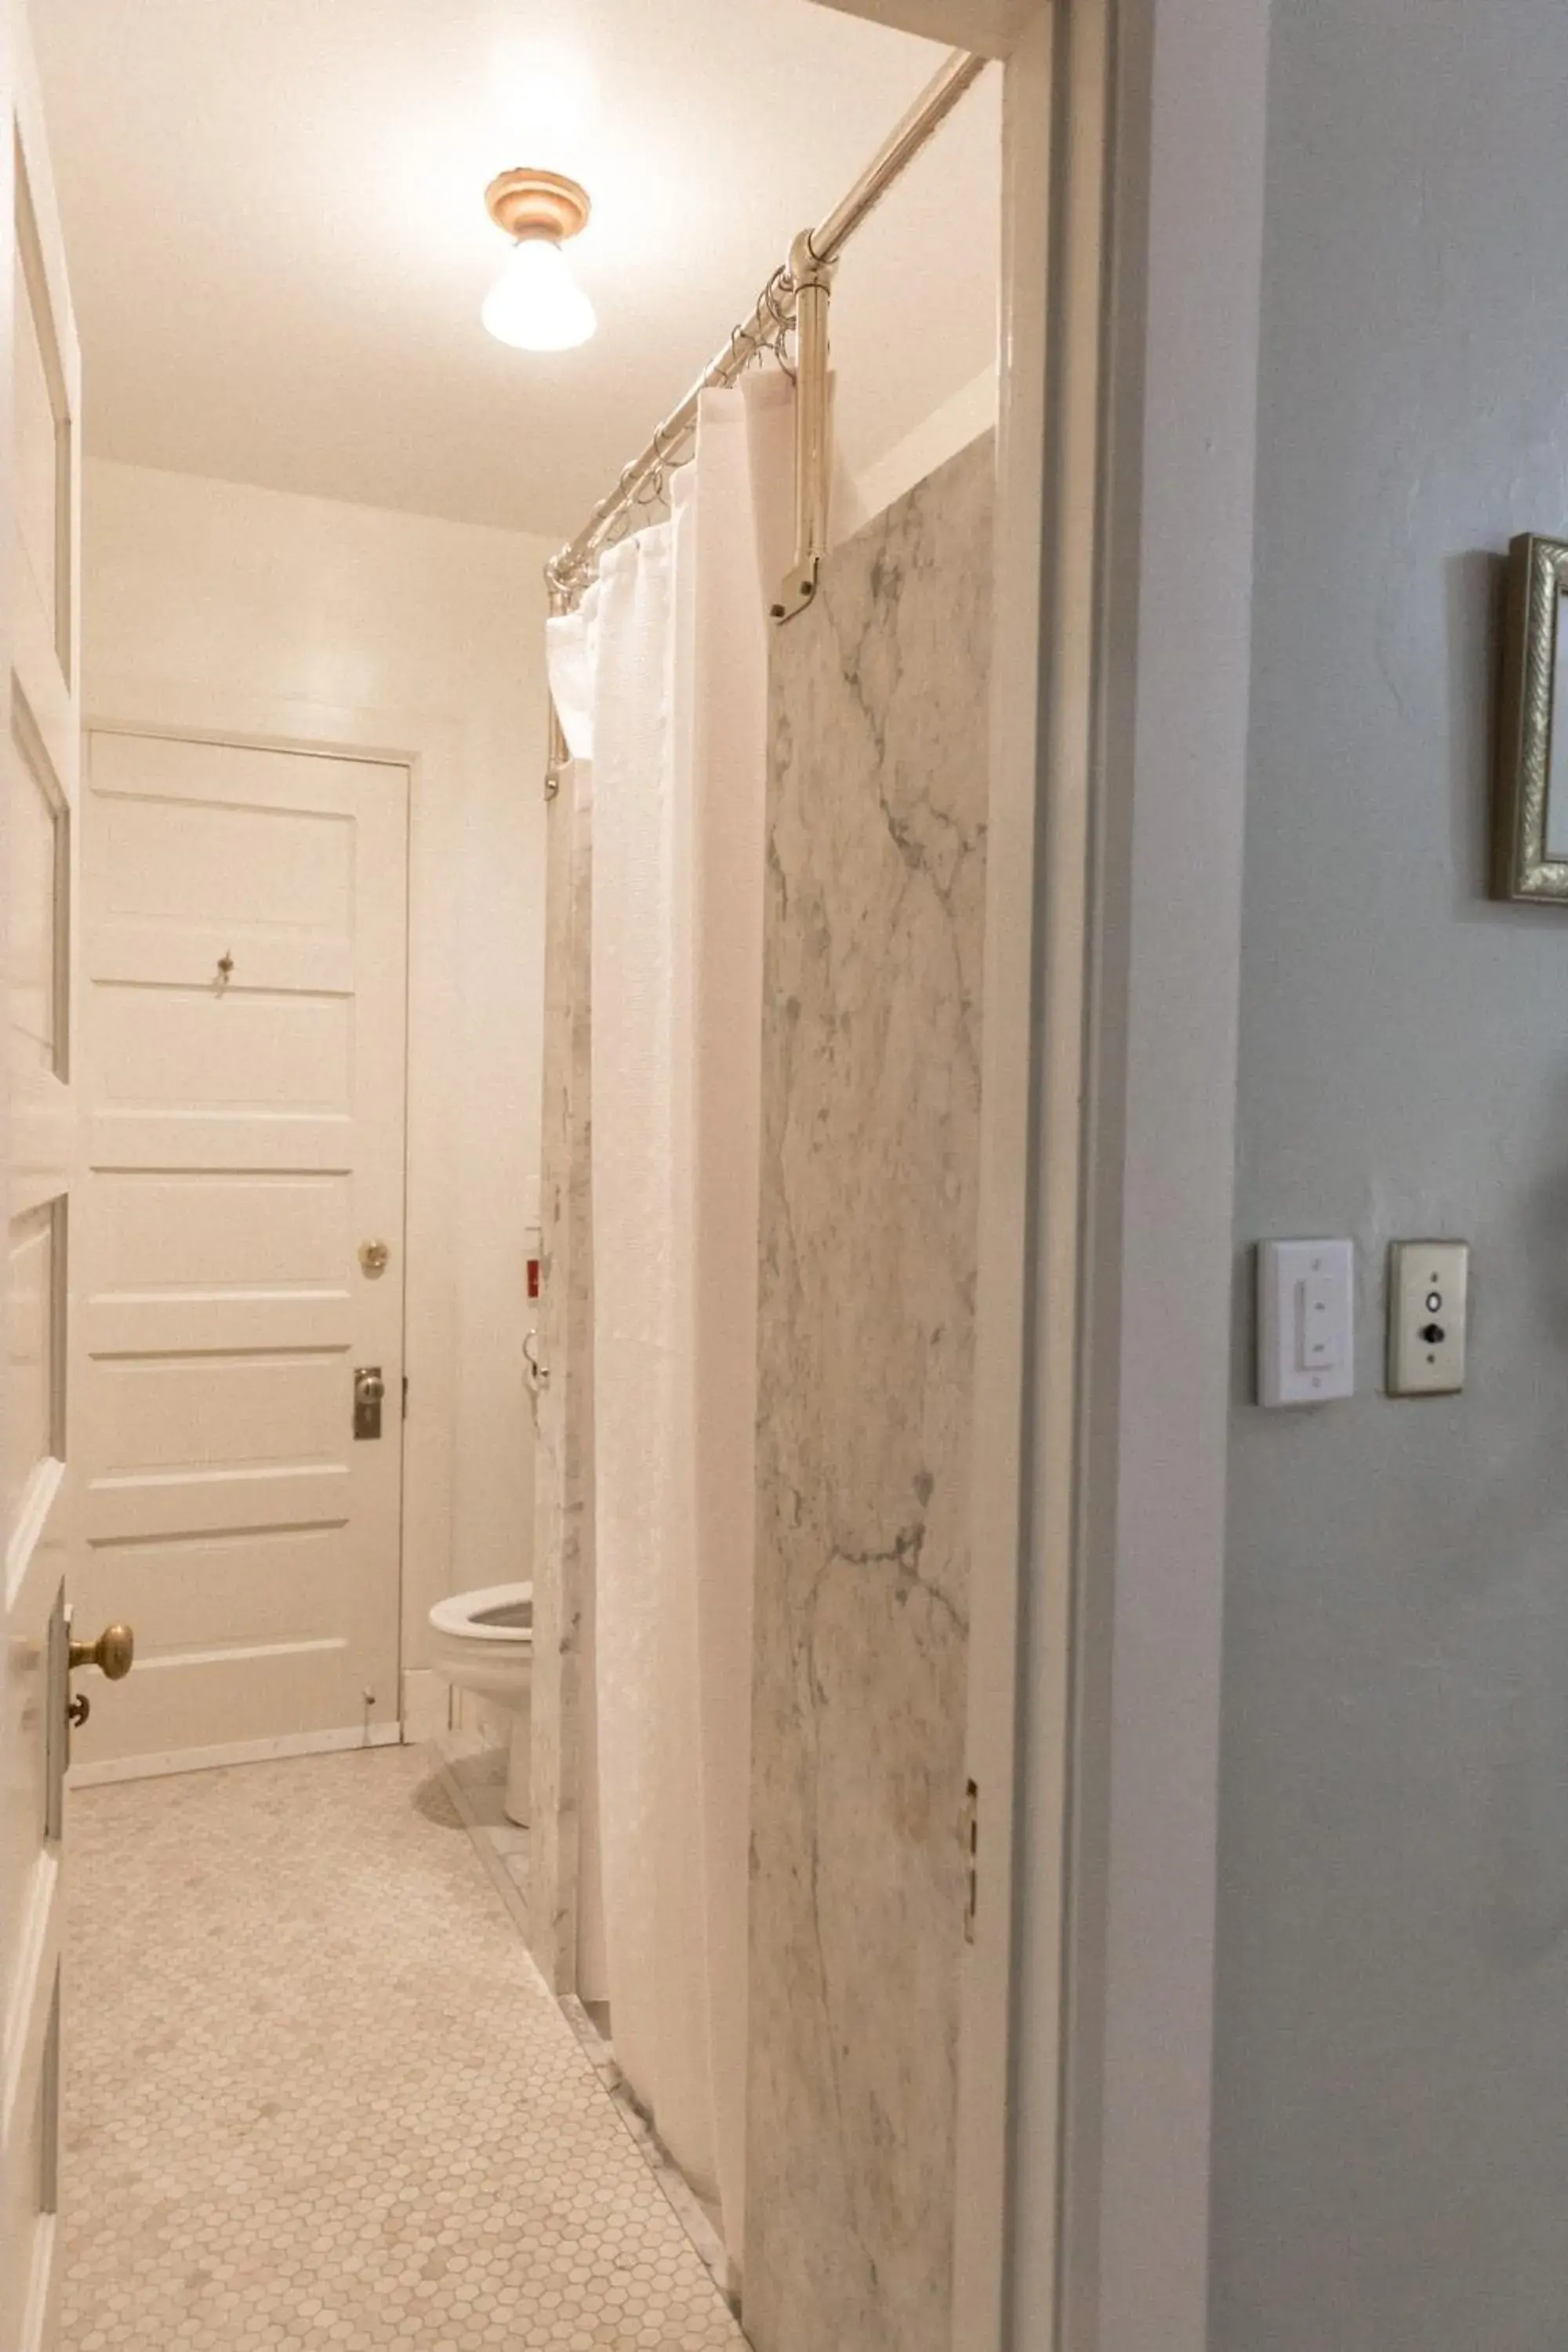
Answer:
[428,1582,534,1826]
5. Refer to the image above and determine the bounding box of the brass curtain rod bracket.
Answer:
[771,228,837,624]
[545,580,569,799]
[540,48,987,628]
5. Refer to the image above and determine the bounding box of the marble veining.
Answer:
[528,757,596,1991]
[743,434,993,2352]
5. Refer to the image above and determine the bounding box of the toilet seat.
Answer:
[426,1580,534,1715]
[428,1581,533,1644]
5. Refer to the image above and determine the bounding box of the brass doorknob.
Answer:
[359,1240,390,1277]
[69,1622,135,1680]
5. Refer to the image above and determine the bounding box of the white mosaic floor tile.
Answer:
[62,1746,748,2350]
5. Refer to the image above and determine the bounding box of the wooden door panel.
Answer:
[74,1642,372,1769]
[86,1170,350,1289]
[1,29,78,2342]
[5,1203,58,1534]
[0,1562,61,2045]
[92,1352,347,1475]
[89,928,352,997]
[74,1523,358,1656]
[0,1936,61,2352]
[84,1111,351,1174]
[78,1465,348,1547]
[91,989,353,1112]
[88,728,382,815]
[79,734,407,1768]
[13,143,68,696]
[82,1294,350,1356]
[93,790,354,935]
[6,731,61,1078]
[13,263,56,649]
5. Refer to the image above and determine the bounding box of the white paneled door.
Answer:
[75,731,409,1772]
[2,12,81,2348]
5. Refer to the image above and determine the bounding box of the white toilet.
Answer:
[427,1582,534,1826]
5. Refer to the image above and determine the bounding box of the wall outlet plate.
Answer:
[1257,1239,1355,1406]
[1388,1240,1468,1396]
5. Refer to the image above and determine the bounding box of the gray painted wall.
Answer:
[1214,5,1568,2347]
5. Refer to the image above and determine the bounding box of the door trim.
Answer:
[939,0,1269,2343]
[950,6,1059,2341]
[84,677,463,1712]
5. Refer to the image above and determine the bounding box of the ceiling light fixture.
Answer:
[481,168,595,352]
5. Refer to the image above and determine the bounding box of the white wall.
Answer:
[82,457,553,1675]
[852,366,996,525]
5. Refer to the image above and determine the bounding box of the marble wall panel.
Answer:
[744,434,994,2352]
[529,757,596,1990]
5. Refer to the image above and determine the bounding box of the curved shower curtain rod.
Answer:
[543,45,988,620]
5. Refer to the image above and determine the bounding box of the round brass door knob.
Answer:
[69,1622,135,1680]
[359,1240,390,1277]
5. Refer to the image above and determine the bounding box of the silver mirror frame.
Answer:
[1494,531,1568,902]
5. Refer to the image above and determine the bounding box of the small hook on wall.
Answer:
[214,950,234,993]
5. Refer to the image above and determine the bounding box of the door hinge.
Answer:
[963,1777,979,1945]
[402,1374,409,1421]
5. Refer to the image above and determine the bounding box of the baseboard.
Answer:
[401,1668,452,1742]
[67,1721,404,1790]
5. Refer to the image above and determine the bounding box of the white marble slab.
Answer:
[744,433,994,2352]
[528,756,597,1990]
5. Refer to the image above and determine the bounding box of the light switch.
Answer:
[1257,1240,1356,1406]
[1388,1240,1468,1396]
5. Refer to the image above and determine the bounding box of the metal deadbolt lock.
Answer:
[354,1366,385,1441]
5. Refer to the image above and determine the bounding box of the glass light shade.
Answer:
[482,236,596,351]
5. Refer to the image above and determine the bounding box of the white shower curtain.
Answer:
[548,372,791,2247]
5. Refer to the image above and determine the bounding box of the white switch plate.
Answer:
[1257,1240,1355,1406]
[1388,1240,1468,1396]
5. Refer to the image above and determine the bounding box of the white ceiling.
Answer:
[34,0,1000,542]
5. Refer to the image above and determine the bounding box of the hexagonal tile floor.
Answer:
[62,1746,750,2350]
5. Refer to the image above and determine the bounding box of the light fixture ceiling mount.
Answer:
[484,167,592,245]
[481,167,596,352]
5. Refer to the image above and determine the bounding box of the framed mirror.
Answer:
[1495,532,1568,902]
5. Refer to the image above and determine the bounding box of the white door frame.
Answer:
[840,0,1269,2347]
[82,676,466,1740]
[1047,9,1266,2345]
[1,9,82,2341]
